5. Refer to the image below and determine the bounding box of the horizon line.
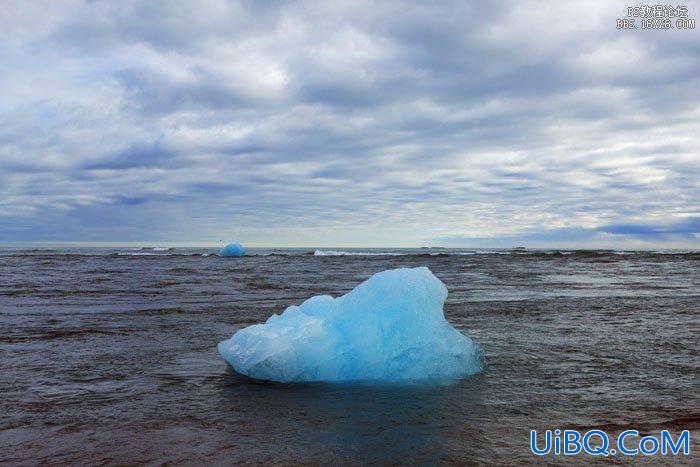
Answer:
[0,241,697,251]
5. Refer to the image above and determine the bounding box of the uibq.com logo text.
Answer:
[530,429,690,457]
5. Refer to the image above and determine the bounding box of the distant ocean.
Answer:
[1,247,698,464]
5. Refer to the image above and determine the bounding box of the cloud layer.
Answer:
[1,0,698,247]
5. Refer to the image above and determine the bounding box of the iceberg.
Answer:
[218,267,485,382]
[219,243,246,257]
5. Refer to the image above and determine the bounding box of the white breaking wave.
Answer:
[312,249,526,256]
[314,250,407,256]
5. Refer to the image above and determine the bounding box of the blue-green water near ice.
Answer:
[0,247,698,464]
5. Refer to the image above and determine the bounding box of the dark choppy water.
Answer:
[1,247,698,465]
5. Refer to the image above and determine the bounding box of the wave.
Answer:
[117,252,160,256]
[313,250,408,256]
[312,249,700,258]
[117,252,210,257]
[314,250,514,256]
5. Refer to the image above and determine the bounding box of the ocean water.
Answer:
[0,247,698,464]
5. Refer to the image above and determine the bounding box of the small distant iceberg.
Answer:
[219,243,246,257]
[218,267,485,383]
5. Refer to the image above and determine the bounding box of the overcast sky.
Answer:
[1,0,698,247]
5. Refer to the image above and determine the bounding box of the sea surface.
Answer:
[0,247,698,465]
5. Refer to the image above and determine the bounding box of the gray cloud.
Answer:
[0,0,698,247]
[438,217,700,249]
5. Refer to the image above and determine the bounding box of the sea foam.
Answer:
[218,267,485,382]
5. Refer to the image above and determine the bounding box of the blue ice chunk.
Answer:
[219,243,246,257]
[218,267,485,382]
